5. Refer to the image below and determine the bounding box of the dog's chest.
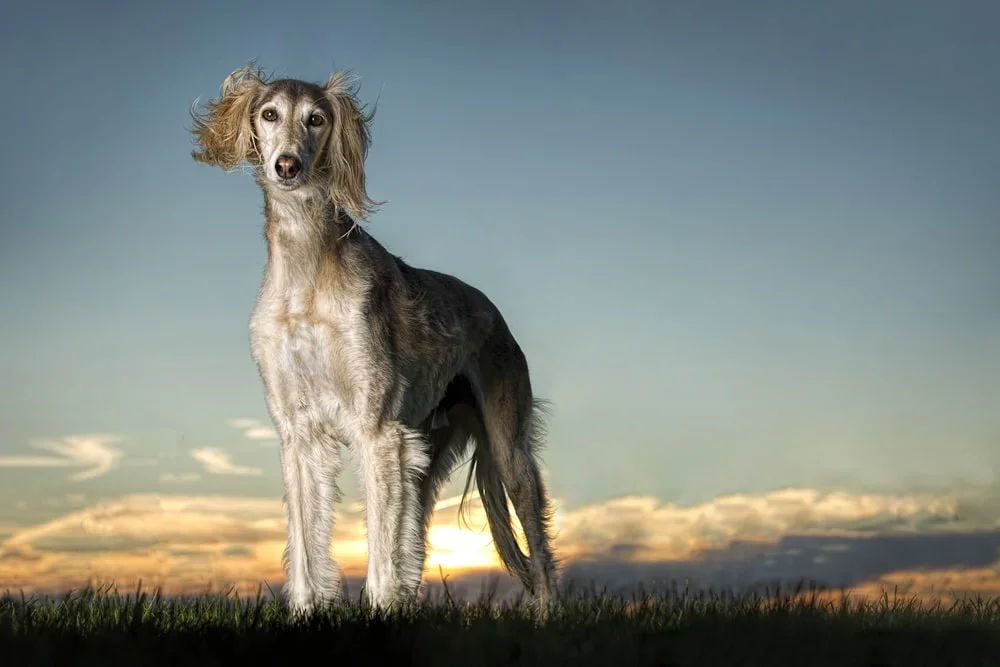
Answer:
[250,294,362,413]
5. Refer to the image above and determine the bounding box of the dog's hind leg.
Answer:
[396,403,479,601]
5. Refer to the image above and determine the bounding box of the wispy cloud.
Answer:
[227,419,278,443]
[191,449,261,477]
[160,472,201,485]
[0,435,124,481]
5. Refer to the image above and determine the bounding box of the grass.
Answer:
[2,580,999,666]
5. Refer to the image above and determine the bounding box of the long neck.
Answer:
[262,193,343,291]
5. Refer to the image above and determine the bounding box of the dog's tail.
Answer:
[457,407,543,593]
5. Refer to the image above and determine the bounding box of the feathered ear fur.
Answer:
[322,71,383,220]
[190,62,267,169]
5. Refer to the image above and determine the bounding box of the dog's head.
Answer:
[191,62,379,219]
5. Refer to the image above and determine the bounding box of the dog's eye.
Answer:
[308,114,325,127]
[262,109,278,122]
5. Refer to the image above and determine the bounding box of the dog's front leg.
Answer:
[257,362,344,616]
[254,368,310,613]
[274,417,344,616]
[357,422,431,608]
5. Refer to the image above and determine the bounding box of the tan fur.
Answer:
[191,62,382,221]
[322,72,381,221]
[191,63,266,171]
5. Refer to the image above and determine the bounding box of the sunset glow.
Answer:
[2,485,998,603]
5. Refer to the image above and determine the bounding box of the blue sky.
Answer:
[0,0,998,595]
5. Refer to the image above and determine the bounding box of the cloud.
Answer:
[0,494,322,595]
[245,427,278,440]
[0,435,124,481]
[0,485,998,600]
[228,419,278,443]
[0,520,21,541]
[191,449,262,477]
[556,530,1000,598]
[553,487,984,564]
[160,472,201,485]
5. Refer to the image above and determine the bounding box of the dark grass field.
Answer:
[3,581,999,666]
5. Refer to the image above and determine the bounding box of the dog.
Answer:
[189,63,559,614]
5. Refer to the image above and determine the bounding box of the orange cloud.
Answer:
[0,493,502,596]
[0,486,997,602]
[555,487,970,562]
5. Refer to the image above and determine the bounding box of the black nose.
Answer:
[275,154,301,180]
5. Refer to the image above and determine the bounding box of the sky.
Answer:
[0,0,998,600]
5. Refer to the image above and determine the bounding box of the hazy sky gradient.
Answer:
[0,0,998,593]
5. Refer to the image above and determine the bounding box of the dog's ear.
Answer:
[191,63,266,169]
[322,72,383,220]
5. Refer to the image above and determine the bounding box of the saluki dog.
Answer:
[190,63,559,614]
